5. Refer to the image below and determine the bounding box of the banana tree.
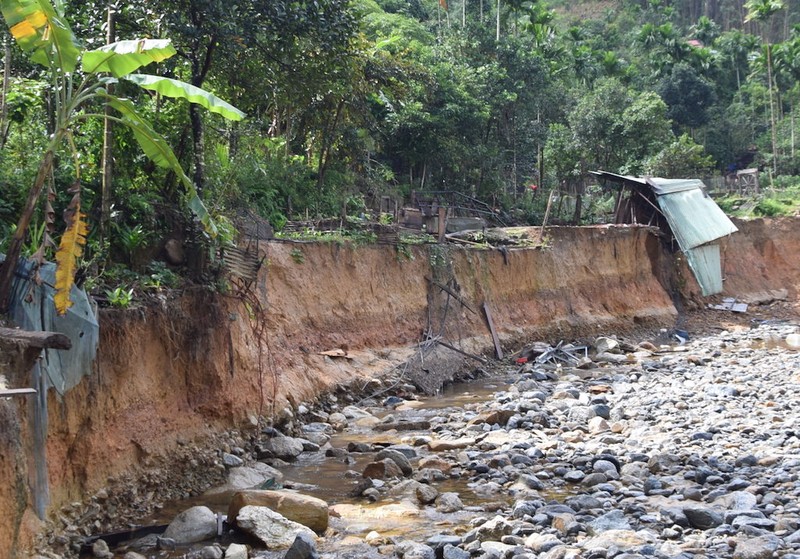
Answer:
[0,0,244,314]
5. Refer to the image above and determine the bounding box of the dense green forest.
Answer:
[1,0,800,303]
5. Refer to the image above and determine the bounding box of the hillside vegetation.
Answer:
[1,0,800,302]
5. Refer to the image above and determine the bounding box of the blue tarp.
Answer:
[1,254,99,395]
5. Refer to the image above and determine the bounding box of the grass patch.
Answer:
[716,193,800,218]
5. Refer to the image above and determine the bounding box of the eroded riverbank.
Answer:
[6,218,800,558]
[96,319,800,559]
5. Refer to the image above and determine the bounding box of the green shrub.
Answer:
[754,197,792,217]
[715,195,745,214]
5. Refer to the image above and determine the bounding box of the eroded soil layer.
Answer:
[1,219,798,557]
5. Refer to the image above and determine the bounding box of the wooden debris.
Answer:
[436,340,488,364]
[222,245,264,285]
[0,327,71,350]
[0,388,37,397]
[427,278,477,315]
[482,302,503,360]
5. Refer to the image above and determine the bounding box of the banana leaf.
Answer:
[101,93,218,238]
[125,74,245,121]
[0,0,80,71]
[82,39,176,77]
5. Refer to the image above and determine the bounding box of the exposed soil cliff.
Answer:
[1,219,798,557]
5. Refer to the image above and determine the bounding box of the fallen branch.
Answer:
[435,340,488,364]
[426,278,477,315]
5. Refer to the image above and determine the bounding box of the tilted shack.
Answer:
[592,171,738,296]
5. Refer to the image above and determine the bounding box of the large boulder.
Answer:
[163,505,218,544]
[234,505,317,550]
[258,436,305,460]
[205,463,283,496]
[375,449,413,476]
[228,490,329,534]
[363,458,404,480]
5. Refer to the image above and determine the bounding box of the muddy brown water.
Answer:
[99,373,533,558]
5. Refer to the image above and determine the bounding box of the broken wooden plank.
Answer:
[437,206,447,243]
[0,327,71,350]
[482,302,503,360]
[444,234,487,248]
[0,388,37,397]
[538,190,555,245]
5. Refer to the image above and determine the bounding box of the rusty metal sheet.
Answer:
[222,246,262,283]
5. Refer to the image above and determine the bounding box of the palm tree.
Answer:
[691,16,720,46]
[745,0,785,173]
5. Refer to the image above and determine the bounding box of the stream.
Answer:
[100,369,525,558]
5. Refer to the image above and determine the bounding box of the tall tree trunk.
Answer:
[766,42,779,174]
[572,194,582,224]
[229,120,239,160]
[100,5,116,249]
[496,0,501,41]
[0,36,11,150]
[315,98,345,193]
[188,40,216,194]
[789,92,795,166]
[0,151,55,313]
[190,103,205,193]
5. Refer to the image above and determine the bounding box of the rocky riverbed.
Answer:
[85,320,800,559]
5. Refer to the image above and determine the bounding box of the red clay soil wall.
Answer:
[2,219,799,557]
[677,218,800,305]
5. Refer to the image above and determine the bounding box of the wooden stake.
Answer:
[483,302,503,359]
[538,190,555,245]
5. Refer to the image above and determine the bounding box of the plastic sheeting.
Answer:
[1,254,99,395]
[2,255,98,517]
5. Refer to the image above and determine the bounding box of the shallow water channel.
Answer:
[102,371,529,558]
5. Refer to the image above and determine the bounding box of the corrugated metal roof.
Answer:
[647,177,704,195]
[652,181,738,250]
[684,244,723,296]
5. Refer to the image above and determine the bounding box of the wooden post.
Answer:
[483,302,503,360]
[538,190,555,245]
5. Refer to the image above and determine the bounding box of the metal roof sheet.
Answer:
[684,244,723,296]
[653,184,738,250]
[647,177,705,195]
